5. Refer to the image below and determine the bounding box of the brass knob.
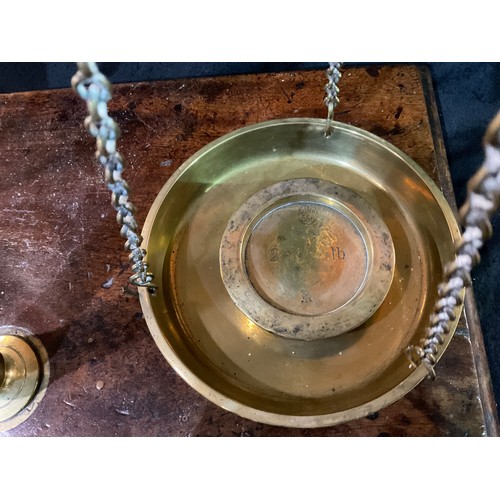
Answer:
[0,328,49,432]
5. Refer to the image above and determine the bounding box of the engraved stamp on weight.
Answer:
[298,205,319,225]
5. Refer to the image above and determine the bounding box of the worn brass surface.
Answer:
[0,327,49,432]
[220,178,395,339]
[138,119,463,427]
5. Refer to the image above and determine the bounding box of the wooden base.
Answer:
[1,64,497,436]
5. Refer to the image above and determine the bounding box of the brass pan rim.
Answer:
[138,118,463,428]
[140,117,457,227]
[142,299,434,427]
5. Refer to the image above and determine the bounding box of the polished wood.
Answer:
[1,65,497,436]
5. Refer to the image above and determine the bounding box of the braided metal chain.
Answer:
[406,112,500,379]
[324,62,343,136]
[71,63,155,289]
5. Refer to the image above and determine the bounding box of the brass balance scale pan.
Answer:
[138,118,462,428]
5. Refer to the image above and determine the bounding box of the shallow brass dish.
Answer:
[139,118,462,428]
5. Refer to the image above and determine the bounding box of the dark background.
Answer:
[1,61,499,407]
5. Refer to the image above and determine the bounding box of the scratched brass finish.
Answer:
[0,326,50,431]
[138,118,462,427]
[220,178,395,340]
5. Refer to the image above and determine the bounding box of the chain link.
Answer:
[406,112,500,378]
[324,62,343,137]
[71,63,155,290]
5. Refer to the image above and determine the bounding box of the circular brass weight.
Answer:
[0,327,50,432]
[138,119,463,427]
[220,178,395,340]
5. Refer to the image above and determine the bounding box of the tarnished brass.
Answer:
[0,326,49,432]
[220,178,395,340]
[138,118,463,427]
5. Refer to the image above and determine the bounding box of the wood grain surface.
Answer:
[1,65,497,436]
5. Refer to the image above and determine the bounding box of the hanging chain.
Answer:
[406,112,500,379]
[324,62,343,137]
[71,63,155,290]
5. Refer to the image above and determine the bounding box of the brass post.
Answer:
[0,329,49,432]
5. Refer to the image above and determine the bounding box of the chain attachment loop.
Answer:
[407,111,500,378]
[324,62,343,137]
[71,62,155,290]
